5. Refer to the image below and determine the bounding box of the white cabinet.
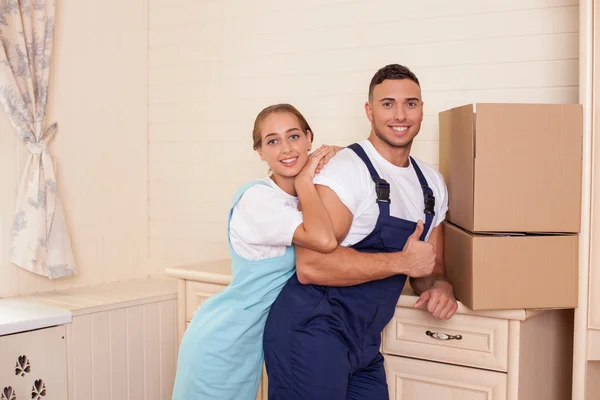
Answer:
[168,260,574,400]
[9,278,178,400]
[0,325,68,400]
[383,307,509,372]
[385,356,507,400]
[383,304,573,400]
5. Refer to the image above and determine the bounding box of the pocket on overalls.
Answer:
[362,305,396,355]
[380,224,414,252]
[291,285,329,328]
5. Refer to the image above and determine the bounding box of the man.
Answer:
[263,64,458,399]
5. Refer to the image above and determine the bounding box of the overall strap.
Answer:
[348,143,390,217]
[409,156,435,241]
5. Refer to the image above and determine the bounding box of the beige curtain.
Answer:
[0,0,76,279]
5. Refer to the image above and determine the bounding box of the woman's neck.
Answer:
[271,174,297,196]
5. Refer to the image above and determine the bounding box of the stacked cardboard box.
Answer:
[438,103,582,310]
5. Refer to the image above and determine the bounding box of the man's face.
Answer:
[365,79,424,149]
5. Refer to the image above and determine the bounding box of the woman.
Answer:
[172,104,340,399]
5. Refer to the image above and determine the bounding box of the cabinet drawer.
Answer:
[185,281,226,321]
[382,307,509,372]
[385,356,507,400]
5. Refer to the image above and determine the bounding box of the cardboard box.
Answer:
[439,103,583,233]
[443,222,578,310]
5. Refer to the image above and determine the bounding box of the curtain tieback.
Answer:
[26,123,57,155]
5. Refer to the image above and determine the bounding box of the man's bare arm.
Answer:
[296,185,435,286]
[297,245,412,286]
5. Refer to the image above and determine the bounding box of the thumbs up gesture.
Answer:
[402,220,436,278]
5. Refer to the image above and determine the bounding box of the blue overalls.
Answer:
[263,143,435,400]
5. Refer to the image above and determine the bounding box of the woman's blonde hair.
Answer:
[252,104,314,150]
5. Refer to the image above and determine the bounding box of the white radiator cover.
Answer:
[66,299,177,400]
[8,278,179,400]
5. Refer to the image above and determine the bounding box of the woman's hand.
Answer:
[314,145,343,174]
[297,145,331,181]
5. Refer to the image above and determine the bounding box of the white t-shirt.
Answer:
[313,139,448,246]
[229,178,303,261]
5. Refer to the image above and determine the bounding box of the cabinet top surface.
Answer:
[0,298,72,336]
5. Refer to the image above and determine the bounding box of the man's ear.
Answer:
[365,101,374,123]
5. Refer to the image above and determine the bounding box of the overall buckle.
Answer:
[375,179,390,203]
[423,190,436,215]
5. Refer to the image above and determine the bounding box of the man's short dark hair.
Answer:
[368,64,420,101]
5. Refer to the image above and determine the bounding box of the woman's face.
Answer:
[256,112,312,179]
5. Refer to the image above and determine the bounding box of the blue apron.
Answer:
[263,143,435,400]
[172,180,296,400]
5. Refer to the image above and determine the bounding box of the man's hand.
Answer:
[402,220,436,278]
[413,279,458,320]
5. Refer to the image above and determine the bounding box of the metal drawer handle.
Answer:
[426,330,463,341]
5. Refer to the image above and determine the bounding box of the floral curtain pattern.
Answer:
[0,0,76,279]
